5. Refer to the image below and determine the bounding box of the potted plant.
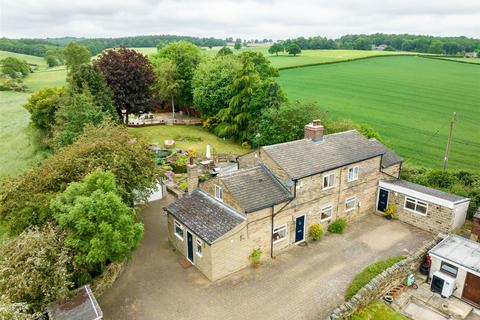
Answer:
[249,248,262,268]
[384,203,397,220]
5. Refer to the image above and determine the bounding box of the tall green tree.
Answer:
[0,124,158,234]
[234,38,242,50]
[285,43,301,56]
[1,57,30,78]
[63,42,91,74]
[51,169,144,283]
[152,59,183,118]
[53,92,111,148]
[192,55,241,117]
[96,47,155,123]
[268,43,284,56]
[155,41,203,108]
[69,63,117,119]
[0,224,72,313]
[23,87,65,136]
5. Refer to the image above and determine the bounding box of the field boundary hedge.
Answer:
[277,53,423,70]
[419,55,480,66]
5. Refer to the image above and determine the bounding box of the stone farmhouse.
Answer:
[165,120,470,281]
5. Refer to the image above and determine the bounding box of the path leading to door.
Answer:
[99,196,432,320]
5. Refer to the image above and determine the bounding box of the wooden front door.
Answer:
[463,272,480,306]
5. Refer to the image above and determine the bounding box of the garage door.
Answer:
[463,272,480,306]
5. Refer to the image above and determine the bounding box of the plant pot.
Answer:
[385,214,393,220]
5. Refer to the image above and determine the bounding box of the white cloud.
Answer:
[1,0,479,39]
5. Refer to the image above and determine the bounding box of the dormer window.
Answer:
[348,166,359,182]
[215,185,223,202]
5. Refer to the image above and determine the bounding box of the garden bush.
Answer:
[249,248,262,267]
[309,223,324,240]
[328,218,347,234]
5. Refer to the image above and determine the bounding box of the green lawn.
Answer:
[0,51,66,178]
[278,56,480,171]
[130,125,248,156]
[350,301,408,320]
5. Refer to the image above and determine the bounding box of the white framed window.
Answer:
[174,220,184,240]
[272,224,287,244]
[345,197,356,212]
[323,173,335,190]
[215,185,223,202]
[321,205,333,221]
[196,238,203,257]
[404,197,428,216]
[347,166,359,182]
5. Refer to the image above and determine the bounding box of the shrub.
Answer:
[0,224,72,313]
[51,169,144,284]
[309,223,324,240]
[249,248,262,267]
[345,256,405,300]
[1,57,30,78]
[384,203,397,219]
[0,123,159,234]
[328,218,347,234]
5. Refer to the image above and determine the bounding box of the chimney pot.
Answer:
[304,120,324,142]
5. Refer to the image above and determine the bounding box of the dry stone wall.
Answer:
[327,235,444,320]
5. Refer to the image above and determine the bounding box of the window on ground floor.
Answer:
[196,238,203,257]
[174,220,184,240]
[273,224,287,244]
[404,197,428,215]
[440,261,458,277]
[321,205,333,221]
[345,196,356,212]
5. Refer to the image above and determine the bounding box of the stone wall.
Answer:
[387,192,455,234]
[327,235,444,320]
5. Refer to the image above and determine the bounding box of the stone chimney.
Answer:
[186,158,199,193]
[304,120,324,142]
[471,209,480,242]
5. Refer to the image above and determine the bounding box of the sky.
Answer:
[1,0,480,39]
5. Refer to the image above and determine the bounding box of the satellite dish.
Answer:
[285,179,293,187]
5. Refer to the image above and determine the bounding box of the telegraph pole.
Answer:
[442,112,457,173]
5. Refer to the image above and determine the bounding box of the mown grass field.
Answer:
[130,125,248,156]
[435,57,480,64]
[0,50,66,178]
[278,56,480,171]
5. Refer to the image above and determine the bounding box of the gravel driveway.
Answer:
[99,195,432,320]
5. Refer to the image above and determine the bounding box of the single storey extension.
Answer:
[428,235,480,307]
[165,120,470,281]
[378,179,470,234]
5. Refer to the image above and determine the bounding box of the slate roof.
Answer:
[429,235,480,274]
[220,165,293,213]
[368,138,403,168]
[47,285,102,320]
[386,179,468,203]
[164,190,245,244]
[262,130,386,179]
